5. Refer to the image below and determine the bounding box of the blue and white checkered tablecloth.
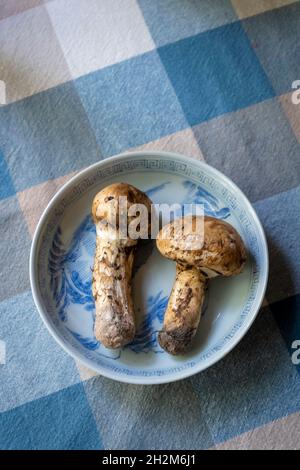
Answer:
[0,0,300,450]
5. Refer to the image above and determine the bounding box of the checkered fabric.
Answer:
[0,0,300,450]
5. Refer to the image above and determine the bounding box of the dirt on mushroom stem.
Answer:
[92,183,153,349]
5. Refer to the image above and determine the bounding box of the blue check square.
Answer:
[75,51,188,156]
[0,82,102,192]
[0,150,15,200]
[158,21,275,126]
[0,383,102,449]
[138,0,237,47]
[243,2,300,95]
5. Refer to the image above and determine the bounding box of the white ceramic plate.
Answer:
[30,151,268,384]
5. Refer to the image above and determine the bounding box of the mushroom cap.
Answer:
[156,215,246,277]
[92,183,152,243]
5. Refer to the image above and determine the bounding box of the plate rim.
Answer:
[29,150,269,385]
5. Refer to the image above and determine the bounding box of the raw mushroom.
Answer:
[92,183,152,349]
[156,215,247,355]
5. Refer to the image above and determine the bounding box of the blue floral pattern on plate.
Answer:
[182,180,230,219]
[49,218,95,322]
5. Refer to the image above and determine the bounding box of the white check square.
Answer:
[47,0,155,79]
[0,6,71,102]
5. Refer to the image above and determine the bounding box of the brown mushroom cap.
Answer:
[92,183,152,222]
[157,215,247,277]
[92,183,152,243]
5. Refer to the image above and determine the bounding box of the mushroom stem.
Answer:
[158,264,206,355]
[92,239,135,349]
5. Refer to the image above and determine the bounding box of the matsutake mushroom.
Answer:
[156,215,247,355]
[92,183,152,349]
